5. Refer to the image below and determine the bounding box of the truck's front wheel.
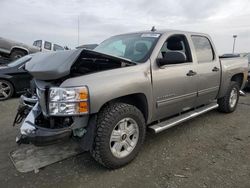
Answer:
[10,50,26,60]
[91,103,146,169]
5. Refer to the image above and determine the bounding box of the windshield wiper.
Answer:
[81,57,136,67]
[87,49,137,66]
[118,57,137,65]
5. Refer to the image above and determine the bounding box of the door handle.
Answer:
[212,67,220,72]
[186,70,197,76]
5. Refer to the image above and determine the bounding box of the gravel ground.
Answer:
[0,94,249,188]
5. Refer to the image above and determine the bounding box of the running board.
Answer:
[149,103,218,134]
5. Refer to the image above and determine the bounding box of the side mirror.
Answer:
[157,51,187,67]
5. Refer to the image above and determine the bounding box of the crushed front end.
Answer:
[14,80,93,148]
[13,49,133,148]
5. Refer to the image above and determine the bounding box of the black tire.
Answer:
[10,50,26,60]
[218,81,240,113]
[91,103,146,169]
[0,79,14,101]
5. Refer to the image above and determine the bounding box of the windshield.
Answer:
[8,55,32,67]
[94,33,161,62]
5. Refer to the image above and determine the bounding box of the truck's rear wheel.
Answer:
[10,50,26,60]
[91,103,146,169]
[218,81,240,113]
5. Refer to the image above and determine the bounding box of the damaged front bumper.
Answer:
[16,102,72,145]
[14,95,89,146]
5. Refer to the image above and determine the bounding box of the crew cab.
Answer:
[13,30,248,169]
[33,40,64,52]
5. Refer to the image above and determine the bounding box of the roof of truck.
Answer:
[115,29,208,37]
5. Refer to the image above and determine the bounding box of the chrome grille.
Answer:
[36,87,48,116]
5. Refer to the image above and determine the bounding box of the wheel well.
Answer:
[0,52,8,58]
[11,48,28,55]
[100,93,149,122]
[231,73,244,88]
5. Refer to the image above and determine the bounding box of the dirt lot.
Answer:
[0,94,250,188]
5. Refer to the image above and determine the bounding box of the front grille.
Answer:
[36,87,48,116]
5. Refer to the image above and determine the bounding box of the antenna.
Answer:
[151,26,156,32]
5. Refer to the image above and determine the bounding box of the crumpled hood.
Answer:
[25,49,82,80]
[25,49,134,81]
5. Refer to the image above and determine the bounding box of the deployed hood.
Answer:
[25,49,82,80]
[25,49,135,80]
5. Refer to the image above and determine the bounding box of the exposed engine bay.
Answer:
[25,49,136,81]
[70,54,132,77]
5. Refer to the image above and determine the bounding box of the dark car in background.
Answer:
[0,55,32,100]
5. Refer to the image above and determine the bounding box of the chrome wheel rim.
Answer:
[110,117,139,158]
[229,88,238,108]
[0,81,11,100]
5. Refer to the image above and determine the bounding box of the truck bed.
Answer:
[218,56,248,98]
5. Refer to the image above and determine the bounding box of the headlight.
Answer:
[48,86,89,116]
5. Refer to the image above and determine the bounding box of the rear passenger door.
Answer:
[191,35,220,106]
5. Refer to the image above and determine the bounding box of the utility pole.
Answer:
[232,35,237,54]
[77,16,80,46]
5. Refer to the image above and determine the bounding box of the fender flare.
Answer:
[10,46,29,54]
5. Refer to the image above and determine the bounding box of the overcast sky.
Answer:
[0,0,250,54]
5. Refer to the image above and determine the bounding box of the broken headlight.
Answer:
[48,86,89,116]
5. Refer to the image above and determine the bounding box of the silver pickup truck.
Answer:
[14,30,248,169]
[0,37,40,60]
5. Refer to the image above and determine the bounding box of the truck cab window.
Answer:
[159,35,192,63]
[191,36,214,63]
[44,41,52,50]
[33,40,42,48]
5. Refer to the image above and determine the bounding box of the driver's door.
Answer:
[151,34,198,120]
